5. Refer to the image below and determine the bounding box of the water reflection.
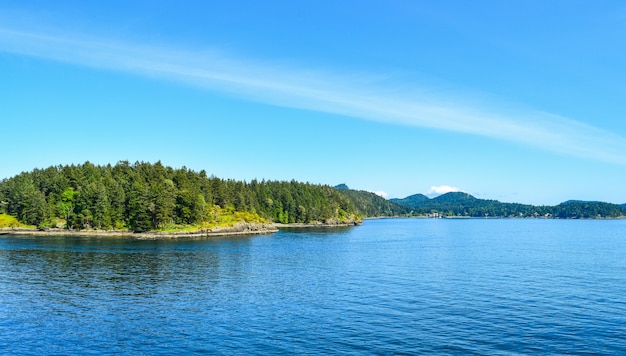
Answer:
[0,236,249,302]
[2,220,626,354]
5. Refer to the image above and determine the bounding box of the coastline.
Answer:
[272,221,361,228]
[4,216,622,239]
[0,220,361,239]
[0,223,279,239]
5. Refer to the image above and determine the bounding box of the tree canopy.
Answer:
[2,162,622,231]
[0,161,361,231]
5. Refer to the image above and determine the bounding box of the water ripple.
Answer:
[1,219,626,354]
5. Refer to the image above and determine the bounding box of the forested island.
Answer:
[0,162,624,236]
[0,161,364,234]
[390,192,626,219]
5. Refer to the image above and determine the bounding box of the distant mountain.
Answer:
[334,187,409,217]
[561,200,600,204]
[391,192,626,218]
[389,193,429,208]
[431,192,478,204]
[416,192,529,217]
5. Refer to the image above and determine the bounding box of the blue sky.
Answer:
[2,1,626,205]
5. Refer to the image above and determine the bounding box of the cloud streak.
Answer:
[2,25,626,164]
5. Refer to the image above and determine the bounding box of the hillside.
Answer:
[552,200,626,219]
[389,193,429,208]
[392,192,625,218]
[334,185,409,217]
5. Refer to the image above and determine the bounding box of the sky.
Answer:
[2,1,626,205]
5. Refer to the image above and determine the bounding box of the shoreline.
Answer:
[0,221,361,239]
[272,221,361,228]
[0,223,279,239]
[2,217,622,238]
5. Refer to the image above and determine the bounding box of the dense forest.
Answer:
[0,161,361,231]
[334,184,410,217]
[2,162,623,232]
[391,192,626,218]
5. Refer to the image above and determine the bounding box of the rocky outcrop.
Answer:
[0,222,278,239]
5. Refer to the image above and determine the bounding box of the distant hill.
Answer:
[430,192,477,204]
[334,186,409,217]
[392,192,626,218]
[562,200,599,204]
[412,192,534,217]
[553,200,625,219]
[389,193,429,208]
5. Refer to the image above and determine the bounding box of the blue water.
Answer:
[1,219,626,354]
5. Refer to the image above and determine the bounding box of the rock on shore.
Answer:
[0,222,278,239]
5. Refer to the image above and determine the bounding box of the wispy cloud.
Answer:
[2,25,626,164]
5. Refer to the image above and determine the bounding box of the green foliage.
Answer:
[553,201,624,219]
[201,206,267,229]
[392,192,626,218]
[0,213,31,228]
[3,162,622,232]
[0,174,47,226]
[389,193,429,208]
[337,189,409,217]
[59,187,76,228]
[0,161,363,232]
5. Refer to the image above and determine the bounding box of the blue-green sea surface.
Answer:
[1,219,626,354]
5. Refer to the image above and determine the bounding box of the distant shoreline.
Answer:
[365,215,626,220]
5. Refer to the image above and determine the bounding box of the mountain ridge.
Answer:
[389,191,626,218]
[333,185,409,217]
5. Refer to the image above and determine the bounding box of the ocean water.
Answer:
[1,218,625,354]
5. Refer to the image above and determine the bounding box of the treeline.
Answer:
[392,192,626,218]
[399,192,547,217]
[0,161,359,231]
[4,162,620,231]
[334,185,409,217]
[551,201,625,219]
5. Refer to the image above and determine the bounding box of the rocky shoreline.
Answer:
[273,221,362,228]
[0,222,279,239]
[0,220,361,239]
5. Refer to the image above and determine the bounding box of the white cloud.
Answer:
[2,24,626,165]
[427,185,461,196]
